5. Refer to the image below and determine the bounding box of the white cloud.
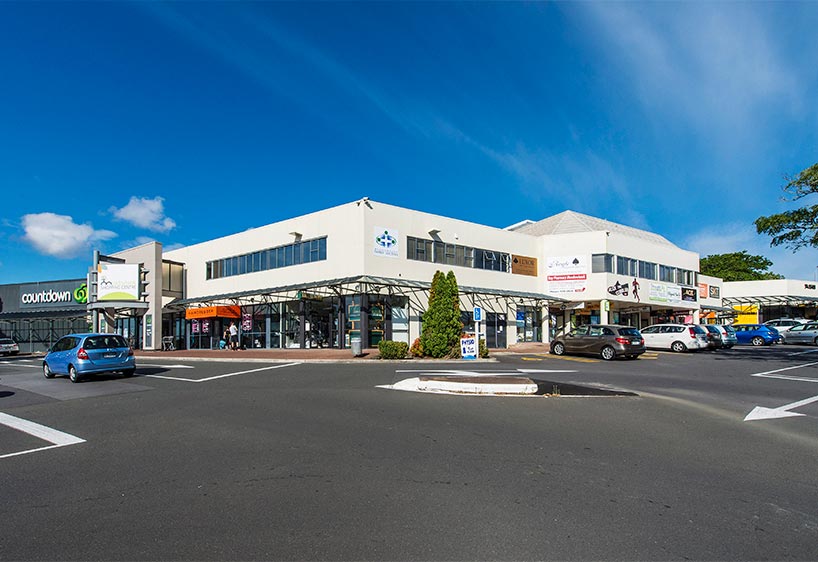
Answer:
[111,196,176,232]
[22,213,117,258]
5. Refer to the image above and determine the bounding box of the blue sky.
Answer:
[2,1,817,284]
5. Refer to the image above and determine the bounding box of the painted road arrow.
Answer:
[744,394,818,421]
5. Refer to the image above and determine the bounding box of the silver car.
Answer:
[780,323,818,345]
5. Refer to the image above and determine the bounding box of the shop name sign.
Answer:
[19,280,88,309]
[511,255,538,277]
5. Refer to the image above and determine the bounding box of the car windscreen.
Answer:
[84,335,129,349]
[618,328,641,337]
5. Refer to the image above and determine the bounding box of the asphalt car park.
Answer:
[1,349,818,560]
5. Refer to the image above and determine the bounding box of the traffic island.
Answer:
[378,375,638,397]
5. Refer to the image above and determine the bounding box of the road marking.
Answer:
[0,363,41,369]
[750,361,818,379]
[0,412,85,459]
[744,394,818,421]
[138,363,195,369]
[787,349,818,356]
[145,362,299,383]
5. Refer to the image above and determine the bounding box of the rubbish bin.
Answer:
[351,338,362,357]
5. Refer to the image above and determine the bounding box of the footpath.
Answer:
[134,342,550,362]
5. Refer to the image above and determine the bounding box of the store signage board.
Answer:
[546,256,587,294]
[511,255,538,276]
[98,264,139,301]
[373,226,399,258]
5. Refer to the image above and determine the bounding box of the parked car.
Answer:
[764,318,808,328]
[712,325,738,348]
[732,324,780,346]
[700,325,725,349]
[0,337,19,356]
[639,324,709,352]
[43,333,135,383]
[550,324,645,361]
[779,322,818,345]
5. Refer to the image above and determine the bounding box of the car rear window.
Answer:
[690,325,707,334]
[84,335,129,349]
[618,328,640,337]
[722,326,736,334]
[0,338,14,344]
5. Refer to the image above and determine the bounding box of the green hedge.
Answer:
[378,340,409,360]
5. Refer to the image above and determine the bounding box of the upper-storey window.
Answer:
[407,236,510,272]
[639,260,657,280]
[591,254,614,273]
[616,256,638,276]
[205,237,327,280]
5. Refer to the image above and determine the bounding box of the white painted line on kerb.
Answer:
[145,362,300,383]
[0,412,85,460]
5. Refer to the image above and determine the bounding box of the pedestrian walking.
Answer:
[229,321,239,350]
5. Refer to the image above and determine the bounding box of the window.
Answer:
[592,254,614,273]
[659,265,676,283]
[616,256,638,276]
[205,236,328,280]
[639,261,657,280]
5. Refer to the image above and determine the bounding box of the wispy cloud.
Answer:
[684,222,818,281]
[22,213,117,258]
[110,196,176,232]
[577,4,801,147]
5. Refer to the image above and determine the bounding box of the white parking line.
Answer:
[0,412,85,459]
[787,349,818,356]
[750,361,818,384]
[145,362,300,383]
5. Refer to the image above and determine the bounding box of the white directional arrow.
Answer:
[744,394,818,421]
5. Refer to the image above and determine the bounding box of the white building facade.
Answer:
[108,200,712,350]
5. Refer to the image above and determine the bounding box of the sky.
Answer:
[1,1,818,285]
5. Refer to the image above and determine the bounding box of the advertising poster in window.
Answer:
[97,263,140,301]
[648,282,683,305]
[373,227,399,258]
[546,256,587,295]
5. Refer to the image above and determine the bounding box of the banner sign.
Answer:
[546,256,587,295]
[460,335,477,360]
[648,282,683,305]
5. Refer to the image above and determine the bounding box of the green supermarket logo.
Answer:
[74,284,88,304]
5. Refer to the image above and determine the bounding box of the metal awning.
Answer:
[165,275,566,313]
[722,295,818,306]
[699,304,736,313]
[0,308,87,319]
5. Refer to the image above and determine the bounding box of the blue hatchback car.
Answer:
[43,333,135,383]
[732,324,780,346]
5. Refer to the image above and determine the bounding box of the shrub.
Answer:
[421,270,464,358]
[378,340,409,360]
[409,337,424,357]
[479,339,489,358]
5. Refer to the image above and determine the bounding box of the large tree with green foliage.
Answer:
[755,162,818,250]
[700,251,783,281]
[420,270,463,358]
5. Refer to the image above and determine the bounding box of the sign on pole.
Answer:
[473,307,483,322]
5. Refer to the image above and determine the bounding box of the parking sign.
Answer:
[473,307,483,322]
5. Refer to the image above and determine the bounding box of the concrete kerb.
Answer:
[133,355,499,365]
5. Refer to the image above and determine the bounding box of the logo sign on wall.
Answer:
[681,287,698,302]
[546,256,587,294]
[18,280,88,310]
[709,285,720,299]
[98,264,140,301]
[373,227,399,258]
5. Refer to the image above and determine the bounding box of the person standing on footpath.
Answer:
[229,321,239,350]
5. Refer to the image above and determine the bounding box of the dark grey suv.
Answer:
[550,324,646,361]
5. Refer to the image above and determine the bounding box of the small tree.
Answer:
[756,162,818,250]
[421,270,463,358]
[700,251,783,281]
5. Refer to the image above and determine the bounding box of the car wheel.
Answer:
[751,336,765,346]
[123,368,135,377]
[671,341,686,353]
[68,365,81,383]
[43,362,55,379]
[600,346,616,361]
[552,342,565,356]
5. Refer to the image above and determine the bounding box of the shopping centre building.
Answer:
[3,198,814,352]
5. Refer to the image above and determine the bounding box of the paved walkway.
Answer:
[134,342,550,361]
